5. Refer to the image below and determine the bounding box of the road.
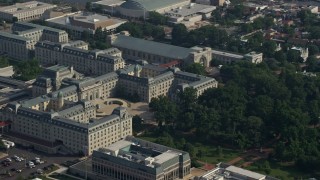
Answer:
[0,146,79,180]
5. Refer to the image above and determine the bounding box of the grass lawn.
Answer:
[247,160,315,179]
[195,144,240,164]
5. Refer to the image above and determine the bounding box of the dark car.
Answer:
[10,168,16,172]
[3,162,10,167]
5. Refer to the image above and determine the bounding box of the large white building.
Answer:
[117,0,191,18]
[195,163,279,180]
[46,12,127,38]
[0,1,56,22]
[165,3,216,27]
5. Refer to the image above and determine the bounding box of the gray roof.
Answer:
[20,95,51,108]
[112,35,195,60]
[143,64,167,72]
[14,22,65,33]
[174,70,217,87]
[51,85,77,97]
[0,31,30,42]
[120,0,188,11]
[95,72,119,82]
[93,136,190,175]
[166,3,216,17]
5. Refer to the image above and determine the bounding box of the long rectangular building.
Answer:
[0,22,68,61]
[107,31,212,67]
[35,41,125,75]
[0,1,56,22]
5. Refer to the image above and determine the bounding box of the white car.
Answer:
[28,161,35,168]
[5,158,12,162]
[12,155,19,159]
[15,158,22,162]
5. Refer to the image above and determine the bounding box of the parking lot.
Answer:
[0,146,80,180]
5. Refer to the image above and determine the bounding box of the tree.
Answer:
[184,63,206,75]
[14,58,43,81]
[85,2,92,11]
[148,12,168,25]
[241,23,253,33]
[155,132,175,148]
[306,56,319,72]
[178,87,197,111]
[71,6,79,12]
[149,96,178,126]
[171,24,188,46]
[183,143,196,157]
[132,115,143,132]
[287,49,303,63]
[262,41,277,58]
[196,149,203,158]
[0,56,9,68]
[308,45,319,56]
[81,30,90,41]
[274,50,287,63]
[216,146,223,157]
[12,17,18,23]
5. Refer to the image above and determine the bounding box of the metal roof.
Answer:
[112,35,195,60]
[120,0,189,11]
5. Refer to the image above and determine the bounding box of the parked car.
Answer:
[36,169,43,174]
[27,161,35,168]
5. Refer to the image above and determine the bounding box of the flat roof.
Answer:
[105,140,132,152]
[212,49,244,59]
[0,31,30,42]
[226,166,266,180]
[154,150,180,164]
[112,35,196,60]
[93,0,125,6]
[120,0,189,11]
[166,3,216,17]
[47,12,126,27]
[0,1,55,13]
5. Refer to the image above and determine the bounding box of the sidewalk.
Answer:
[0,152,8,159]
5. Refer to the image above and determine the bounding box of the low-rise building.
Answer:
[212,48,263,64]
[212,49,244,64]
[165,3,216,27]
[194,163,279,180]
[244,51,263,64]
[91,136,191,180]
[0,1,56,22]
[46,12,127,38]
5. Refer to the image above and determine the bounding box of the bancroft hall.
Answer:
[0,58,217,154]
